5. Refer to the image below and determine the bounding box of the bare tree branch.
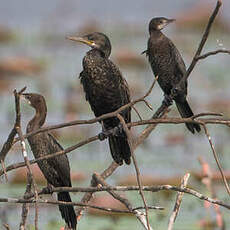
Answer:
[168,173,190,230]
[195,49,230,60]
[1,184,230,210]
[75,161,119,220]
[201,123,230,196]
[19,173,33,230]
[13,89,39,230]
[185,0,222,79]
[198,157,225,229]
[117,114,151,230]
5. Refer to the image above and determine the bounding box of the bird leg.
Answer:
[163,94,173,106]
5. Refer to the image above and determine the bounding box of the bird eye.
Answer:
[172,88,178,95]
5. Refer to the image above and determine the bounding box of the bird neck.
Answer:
[150,29,163,37]
[27,109,46,133]
[87,48,110,59]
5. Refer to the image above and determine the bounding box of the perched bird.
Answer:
[144,17,200,133]
[67,32,131,165]
[21,93,76,230]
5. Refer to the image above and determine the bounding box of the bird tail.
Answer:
[57,192,77,230]
[109,134,131,165]
[175,100,201,134]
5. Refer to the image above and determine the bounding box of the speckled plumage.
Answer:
[23,93,76,230]
[146,17,200,133]
[75,33,131,165]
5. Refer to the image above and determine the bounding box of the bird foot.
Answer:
[46,184,54,194]
[98,124,124,141]
[98,129,113,140]
[163,95,173,106]
[114,123,124,137]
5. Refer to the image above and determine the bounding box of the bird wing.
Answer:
[168,40,186,78]
[80,56,131,124]
[47,133,72,186]
[108,60,131,123]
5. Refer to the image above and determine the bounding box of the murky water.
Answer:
[0,0,230,229]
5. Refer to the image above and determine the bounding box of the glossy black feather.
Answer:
[78,33,131,165]
[146,18,200,133]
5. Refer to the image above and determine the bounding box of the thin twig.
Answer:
[134,109,169,149]
[168,173,190,230]
[75,161,119,221]
[195,49,230,61]
[199,157,225,228]
[142,99,153,111]
[2,184,230,210]
[0,87,26,174]
[93,173,133,211]
[0,135,99,177]
[0,197,161,215]
[3,224,10,230]
[132,105,143,121]
[185,0,222,79]
[191,112,223,119]
[3,115,230,178]
[1,160,8,182]
[117,114,151,230]
[19,173,33,230]
[13,89,39,230]
[12,77,158,146]
[201,123,230,196]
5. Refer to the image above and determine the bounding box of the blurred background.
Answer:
[0,0,230,229]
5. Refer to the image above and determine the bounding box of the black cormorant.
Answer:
[21,93,77,229]
[144,17,200,133]
[67,32,131,165]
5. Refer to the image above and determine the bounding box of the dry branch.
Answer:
[1,1,230,229]
[202,123,230,196]
[199,157,225,228]
[75,161,119,220]
[1,184,230,210]
[13,89,39,230]
[19,173,33,230]
[196,49,230,60]
[185,0,222,79]
[117,114,151,230]
[168,173,190,230]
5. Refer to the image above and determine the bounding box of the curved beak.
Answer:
[66,36,98,48]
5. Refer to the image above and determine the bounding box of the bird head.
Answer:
[149,17,175,33]
[67,32,112,58]
[21,93,47,113]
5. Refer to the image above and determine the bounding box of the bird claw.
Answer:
[98,132,107,141]
[46,184,54,194]
[98,123,124,141]
[115,123,124,136]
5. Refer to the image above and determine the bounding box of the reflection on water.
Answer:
[0,0,230,229]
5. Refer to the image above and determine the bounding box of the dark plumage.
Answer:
[22,93,76,230]
[67,32,131,165]
[145,17,200,133]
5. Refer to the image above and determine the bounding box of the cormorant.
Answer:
[21,93,77,230]
[67,32,131,165]
[144,17,201,133]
